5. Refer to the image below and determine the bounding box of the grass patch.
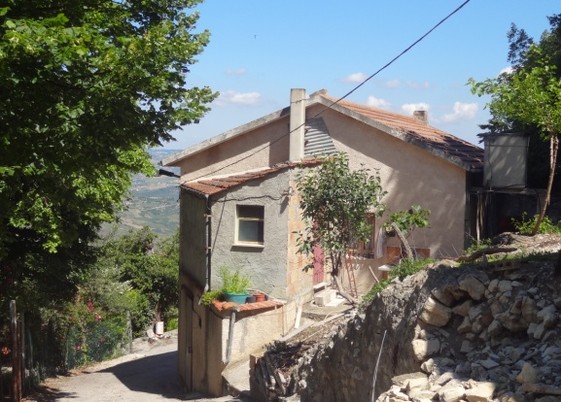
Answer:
[513,213,561,235]
[360,258,433,309]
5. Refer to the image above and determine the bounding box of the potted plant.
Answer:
[219,266,251,304]
[200,289,224,306]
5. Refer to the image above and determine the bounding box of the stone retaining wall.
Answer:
[251,257,561,402]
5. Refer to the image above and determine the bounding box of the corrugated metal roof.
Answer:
[181,159,321,196]
[304,118,337,157]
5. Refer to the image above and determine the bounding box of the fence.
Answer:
[1,301,133,402]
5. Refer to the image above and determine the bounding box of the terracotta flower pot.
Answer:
[254,292,266,302]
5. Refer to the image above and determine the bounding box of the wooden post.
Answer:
[10,300,22,402]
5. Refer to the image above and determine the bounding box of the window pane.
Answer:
[238,205,264,219]
[238,220,264,243]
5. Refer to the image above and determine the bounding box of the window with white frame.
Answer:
[236,205,264,245]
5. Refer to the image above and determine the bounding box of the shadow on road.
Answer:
[99,350,185,399]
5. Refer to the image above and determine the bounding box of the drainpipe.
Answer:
[204,194,211,293]
[225,307,240,364]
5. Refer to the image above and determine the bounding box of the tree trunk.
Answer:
[391,222,413,260]
[329,251,358,305]
[531,135,559,235]
[333,275,358,305]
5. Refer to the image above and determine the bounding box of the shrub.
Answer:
[360,258,432,309]
[201,289,224,306]
[512,213,561,235]
[219,266,251,294]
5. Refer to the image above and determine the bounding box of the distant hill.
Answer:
[101,149,182,239]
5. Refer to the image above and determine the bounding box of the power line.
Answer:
[187,0,471,182]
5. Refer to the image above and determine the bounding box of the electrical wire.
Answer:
[185,0,471,183]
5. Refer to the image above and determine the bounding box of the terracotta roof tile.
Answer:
[321,94,484,171]
[181,159,321,196]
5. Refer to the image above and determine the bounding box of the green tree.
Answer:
[99,227,179,333]
[296,153,386,303]
[470,14,561,236]
[384,205,430,260]
[0,1,215,311]
[470,51,561,235]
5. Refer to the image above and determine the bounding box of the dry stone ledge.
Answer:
[250,234,561,402]
[419,296,452,327]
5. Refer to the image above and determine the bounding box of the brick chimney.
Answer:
[289,88,306,162]
[413,110,428,124]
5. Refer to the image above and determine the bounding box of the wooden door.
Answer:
[312,244,325,284]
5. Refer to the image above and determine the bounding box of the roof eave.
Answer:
[314,96,482,172]
[161,106,290,166]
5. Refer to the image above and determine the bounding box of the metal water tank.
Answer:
[483,132,529,189]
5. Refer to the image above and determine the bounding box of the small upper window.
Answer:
[236,205,264,245]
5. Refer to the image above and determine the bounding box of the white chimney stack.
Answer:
[289,88,306,162]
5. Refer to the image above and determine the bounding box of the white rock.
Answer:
[438,383,466,402]
[480,358,499,369]
[419,297,452,327]
[537,305,558,328]
[457,315,472,334]
[412,339,440,361]
[498,280,513,292]
[452,300,472,317]
[488,278,499,293]
[465,381,496,402]
[458,275,486,301]
[516,362,538,384]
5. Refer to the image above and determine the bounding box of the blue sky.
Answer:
[166,0,560,150]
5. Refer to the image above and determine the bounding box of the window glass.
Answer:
[236,205,264,244]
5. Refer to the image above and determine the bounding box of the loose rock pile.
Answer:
[378,259,561,402]
[250,234,561,402]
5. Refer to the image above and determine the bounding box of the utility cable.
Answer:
[186,0,471,183]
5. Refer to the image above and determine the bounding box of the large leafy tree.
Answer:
[470,14,561,235]
[296,153,386,303]
[0,1,215,309]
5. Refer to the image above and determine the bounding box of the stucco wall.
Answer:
[209,170,291,298]
[220,302,298,364]
[181,189,208,289]
[178,118,290,181]
[312,106,467,257]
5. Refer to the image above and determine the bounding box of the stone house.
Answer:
[162,88,483,396]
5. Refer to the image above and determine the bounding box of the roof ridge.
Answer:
[318,93,481,148]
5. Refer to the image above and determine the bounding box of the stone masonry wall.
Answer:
[252,245,561,402]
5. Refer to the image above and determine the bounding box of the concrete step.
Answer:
[314,289,337,307]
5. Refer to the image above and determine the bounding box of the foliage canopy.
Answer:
[0,1,215,309]
[296,153,386,279]
[469,14,561,235]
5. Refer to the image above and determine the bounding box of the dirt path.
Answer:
[25,334,246,402]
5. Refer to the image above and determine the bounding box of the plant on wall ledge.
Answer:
[219,266,251,302]
[200,289,224,306]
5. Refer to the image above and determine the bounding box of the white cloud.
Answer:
[384,79,401,89]
[344,72,368,83]
[401,102,430,115]
[366,96,391,109]
[215,90,261,106]
[499,66,514,76]
[224,68,247,76]
[441,102,478,123]
[406,80,430,90]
